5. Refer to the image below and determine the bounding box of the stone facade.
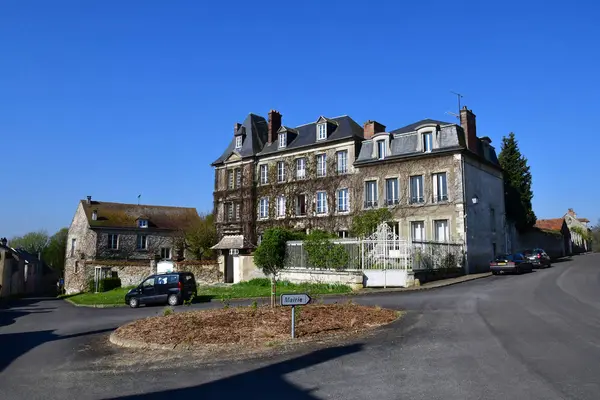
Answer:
[64,199,202,294]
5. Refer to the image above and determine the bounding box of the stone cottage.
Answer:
[64,196,201,294]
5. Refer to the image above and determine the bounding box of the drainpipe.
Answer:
[461,155,469,274]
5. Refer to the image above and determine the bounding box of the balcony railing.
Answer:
[385,198,400,206]
[409,197,425,204]
[433,194,449,202]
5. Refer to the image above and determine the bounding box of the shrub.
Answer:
[303,230,349,269]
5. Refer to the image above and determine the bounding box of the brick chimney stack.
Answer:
[460,106,478,153]
[567,208,576,217]
[234,123,241,135]
[363,120,386,140]
[268,110,282,144]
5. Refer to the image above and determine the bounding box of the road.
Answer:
[1,253,600,399]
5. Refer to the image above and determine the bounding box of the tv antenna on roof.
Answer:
[137,194,141,205]
[446,91,463,121]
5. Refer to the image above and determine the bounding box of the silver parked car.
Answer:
[522,248,552,268]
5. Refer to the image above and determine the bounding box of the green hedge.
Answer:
[87,277,122,292]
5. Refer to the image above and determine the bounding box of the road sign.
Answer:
[280,293,311,306]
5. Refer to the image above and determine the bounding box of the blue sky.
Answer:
[1,0,599,237]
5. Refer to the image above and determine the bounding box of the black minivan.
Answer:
[125,272,197,308]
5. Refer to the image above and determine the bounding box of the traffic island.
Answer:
[109,303,401,355]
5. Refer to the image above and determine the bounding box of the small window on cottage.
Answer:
[74,261,79,273]
[137,234,147,250]
[160,247,171,260]
[317,123,327,140]
[279,132,286,148]
[377,140,386,159]
[92,210,98,221]
[108,234,119,250]
[138,219,148,228]
[338,231,349,238]
[423,132,433,153]
[235,135,243,149]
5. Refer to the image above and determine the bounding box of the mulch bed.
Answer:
[113,304,400,348]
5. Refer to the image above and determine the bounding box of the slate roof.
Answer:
[534,218,566,232]
[390,119,454,135]
[211,235,256,250]
[211,114,269,166]
[258,115,364,156]
[81,200,201,231]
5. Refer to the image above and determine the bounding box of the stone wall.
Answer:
[279,268,363,290]
[65,203,98,294]
[175,261,222,285]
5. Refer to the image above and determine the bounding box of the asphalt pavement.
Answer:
[1,253,600,399]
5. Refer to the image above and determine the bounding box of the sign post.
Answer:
[280,293,311,339]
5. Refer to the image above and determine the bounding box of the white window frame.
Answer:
[385,178,399,205]
[434,219,449,242]
[337,188,349,212]
[138,219,148,228]
[316,153,327,177]
[296,158,306,179]
[432,172,448,202]
[235,168,241,188]
[259,197,269,219]
[277,161,286,183]
[338,230,349,238]
[278,132,286,148]
[235,135,242,150]
[423,132,433,153]
[160,247,171,259]
[276,195,286,218]
[411,221,425,242]
[336,150,348,174]
[317,123,327,140]
[377,140,386,160]
[108,234,119,250]
[137,234,147,250]
[316,191,328,214]
[259,164,268,185]
[364,180,378,208]
[409,175,424,204]
[228,169,234,189]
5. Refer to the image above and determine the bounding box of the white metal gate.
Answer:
[362,223,410,288]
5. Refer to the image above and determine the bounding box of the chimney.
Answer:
[567,208,576,217]
[86,195,92,205]
[460,106,479,153]
[363,120,386,140]
[268,110,282,144]
[234,123,241,135]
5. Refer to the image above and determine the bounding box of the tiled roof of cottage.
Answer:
[81,200,200,230]
[534,218,565,232]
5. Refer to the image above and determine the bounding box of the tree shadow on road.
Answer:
[107,343,364,400]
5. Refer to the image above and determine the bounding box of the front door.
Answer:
[140,277,157,303]
[225,253,234,283]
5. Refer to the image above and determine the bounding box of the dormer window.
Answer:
[235,136,243,150]
[92,210,98,221]
[138,219,148,228]
[377,140,386,160]
[423,132,432,153]
[278,132,286,148]
[317,123,327,141]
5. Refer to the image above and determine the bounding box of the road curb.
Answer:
[63,273,492,308]
[109,331,186,350]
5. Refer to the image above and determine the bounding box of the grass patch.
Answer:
[62,286,133,306]
[62,278,352,306]
[198,278,352,300]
